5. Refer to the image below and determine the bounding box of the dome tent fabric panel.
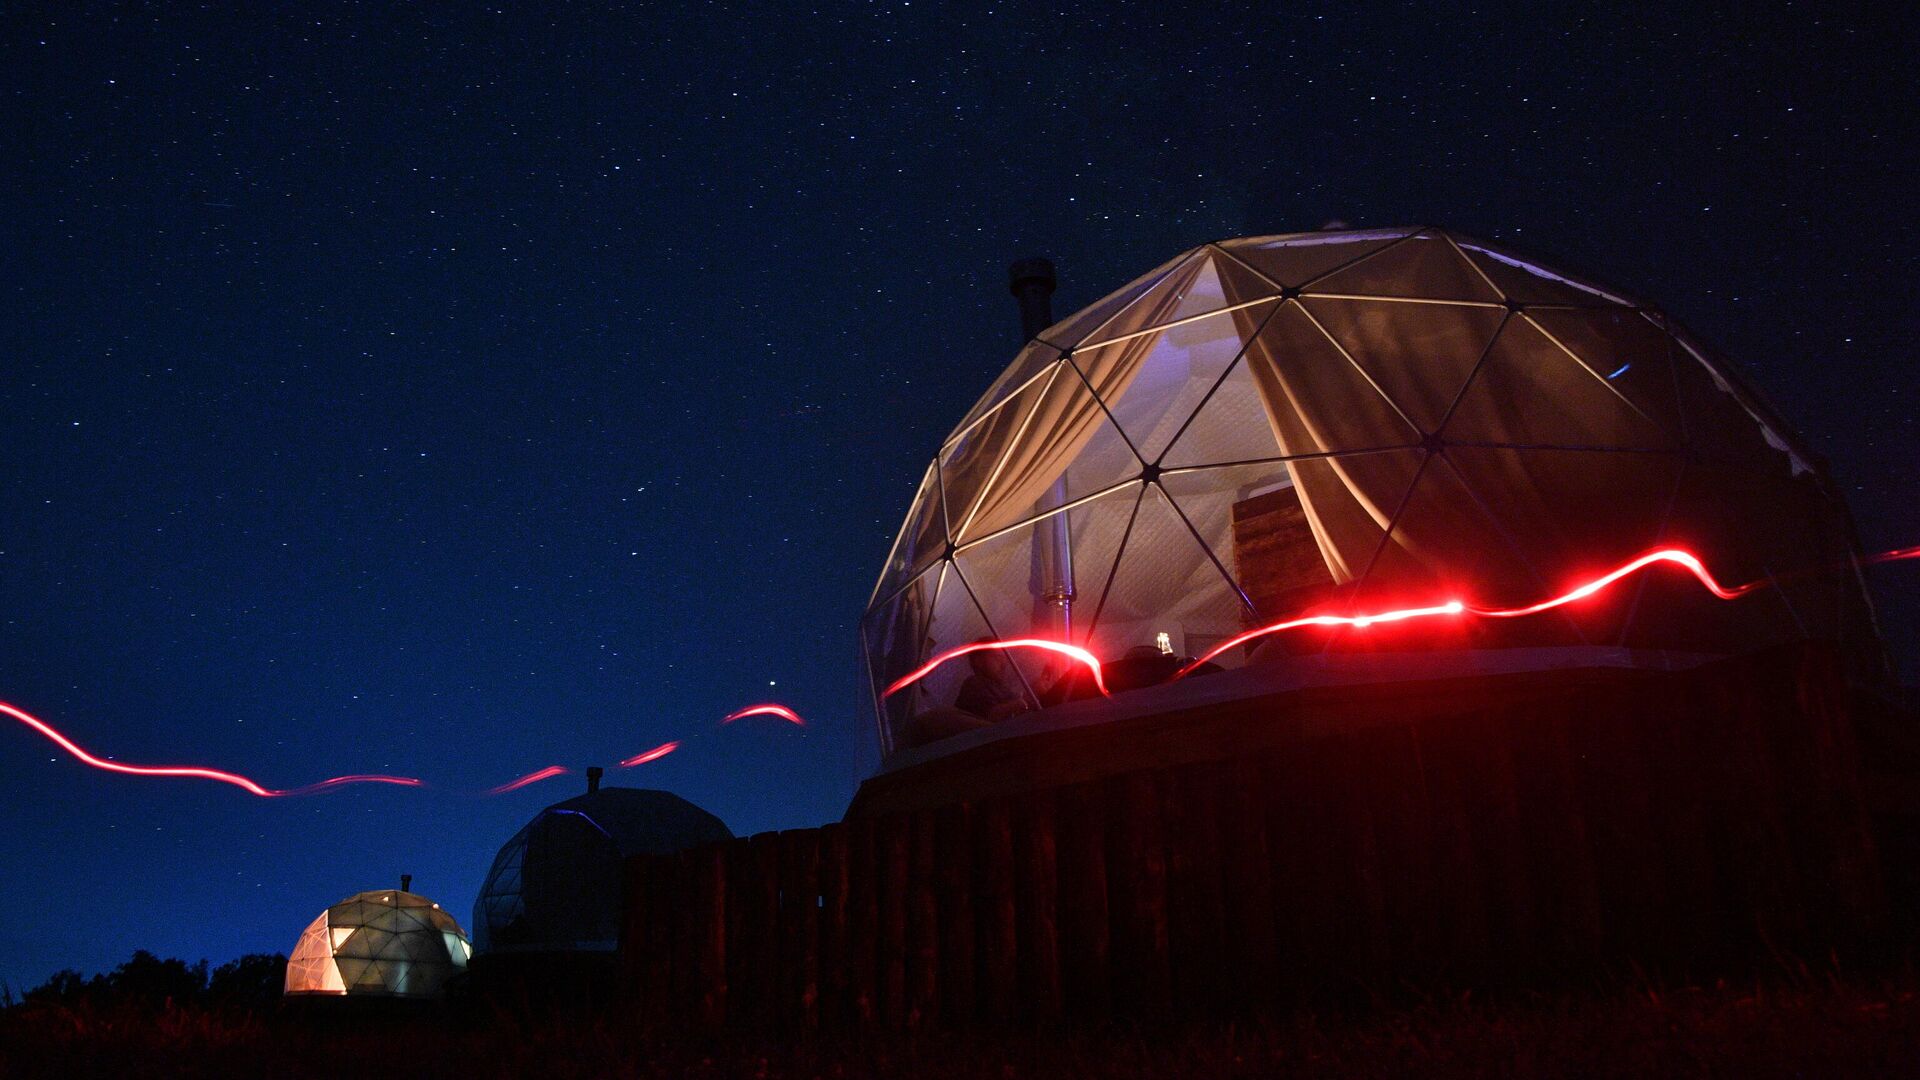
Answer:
[282,890,470,998]
[865,228,1881,756]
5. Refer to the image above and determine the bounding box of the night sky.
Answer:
[2,5,1914,991]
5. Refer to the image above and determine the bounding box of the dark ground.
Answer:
[5,975,1919,1079]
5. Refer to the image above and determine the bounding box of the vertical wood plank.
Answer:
[936,802,976,1027]
[877,813,909,1027]
[1106,770,1170,1017]
[846,817,882,1026]
[1163,762,1227,1014]
[776,829,821,1030]
[1013,788,1062,1024]
[976,796,1018,1024]
[906,810,941,1028]
[689,844,728,1029]
[1219,758,1278,1007]
[816,823,850,1029]
[1054,780,1110,1021]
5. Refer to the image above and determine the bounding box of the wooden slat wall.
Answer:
[618,645,1885,1030]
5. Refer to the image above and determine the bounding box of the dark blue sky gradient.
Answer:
[2,4,1914,988]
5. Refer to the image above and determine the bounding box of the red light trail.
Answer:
[1866,545,1920,567]
[620,740,680,767]
[723,704,807,726]
[886,546,1854,694]
[484,765,570,795]
[883,638,1109,699]
[7,546,1909,798]
[0,700,422,797]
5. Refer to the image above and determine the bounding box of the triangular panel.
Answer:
[1081,293,1272,465]
[1215,230,1412,290]
[1521,308,1683,444]
[1304,231,1503,304]
[1294,297,1505,436]
[1456,242,1630,307]
[1084,484,1250,668]
[1443,314,1677,451]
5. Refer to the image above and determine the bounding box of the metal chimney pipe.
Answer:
[586,766,603,794]
[400,874,412,894]
[1008,257,1057,342]
[1009,257,1073,646]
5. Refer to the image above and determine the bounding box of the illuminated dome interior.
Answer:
[861,227,1878,756]
[284,888,470,998]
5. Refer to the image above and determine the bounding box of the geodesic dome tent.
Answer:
[862,227,1880,755]
[283,889,471,998]
[474,786,733,954]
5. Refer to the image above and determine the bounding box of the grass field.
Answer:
[5,974,1919,1078]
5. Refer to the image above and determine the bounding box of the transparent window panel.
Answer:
[1303,230,1504,304]
[878,563,1008,748]
[951,341,1066,438]
[1456,242,1631,307]
[944,363,1140,546]
[1214,230,1413,290]
[863,565,941,744]
[1080,299,1270,466]
[1077,251,1282,351]
[1163,301,1423,469]
[1160,462,1342,628]
[1517,308,1684,444]
[1084,484,1250,674]
[1334,451,1589,653]
[1443,314,1678,451]
[940,365,1064,541]
[1294,297,1505,437]
[1443,445,1685,644]
[1633,457,1832,653]
[952,481,1143,652]
[1155,353,1287,468]
[872,461,949,604]
[1037,247,1203,350]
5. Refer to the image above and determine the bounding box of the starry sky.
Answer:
[2,4,1914,990]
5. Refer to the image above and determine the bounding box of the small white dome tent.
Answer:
[284,882,471,999]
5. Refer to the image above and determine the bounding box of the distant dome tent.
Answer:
[862,227,1881,757]
[475,784,734,954]
[283,886,471,998]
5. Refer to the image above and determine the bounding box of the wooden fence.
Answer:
[619,645,1883,1029]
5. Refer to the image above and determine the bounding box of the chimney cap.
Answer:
[1008,257,1056,296]
[586,766,604,793]
[400,873,412,893]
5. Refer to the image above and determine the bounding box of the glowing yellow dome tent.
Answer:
[284,886,472,999]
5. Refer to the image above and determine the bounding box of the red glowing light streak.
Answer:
[1177,547,1762,677]
[619,740,681,767]
[883,638,1109,700]
[1175,601,1470,679]
[893,547,1819,691]
[723,704,806,726]
[281,774,426,796]
[1865,545,1920,567]
[484,765,569,795]
[1468,548,1758,618]
[0,700,421,797]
